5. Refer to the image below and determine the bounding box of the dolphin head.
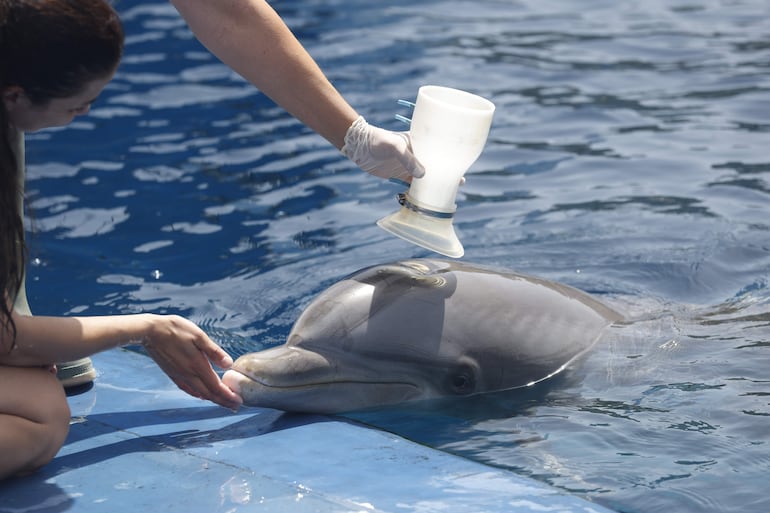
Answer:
[223,345,479,413]
[223,259,621,413]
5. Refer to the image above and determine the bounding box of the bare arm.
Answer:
[170,0,358,149]
[2,311,242,409]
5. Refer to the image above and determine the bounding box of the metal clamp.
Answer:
[397,193,455,219]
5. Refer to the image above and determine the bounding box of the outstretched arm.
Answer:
[170,0,356,149]
[169,0,424,180]
[3,311,242,410]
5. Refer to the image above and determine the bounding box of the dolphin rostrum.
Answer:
[223,259,622,413]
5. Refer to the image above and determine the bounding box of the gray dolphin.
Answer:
[223,259,622,413]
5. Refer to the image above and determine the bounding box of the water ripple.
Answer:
[21,1,770,512]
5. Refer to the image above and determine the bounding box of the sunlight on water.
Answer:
[23,0,770,512]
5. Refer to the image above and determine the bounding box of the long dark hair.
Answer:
[0,0,124,347]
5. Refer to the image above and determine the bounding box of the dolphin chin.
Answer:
[228,259,622,413]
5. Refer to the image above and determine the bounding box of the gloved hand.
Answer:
[341,116,425,183]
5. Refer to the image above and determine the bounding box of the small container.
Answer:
[378,85,495,258]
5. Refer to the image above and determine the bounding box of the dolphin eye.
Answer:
[447,365,476,395]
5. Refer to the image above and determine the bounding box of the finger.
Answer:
[180,372,241,410]
[201,342,235,370]
[146,343,238,408]
[190,363,243,409]
[214,384,243,411]
[402,155,425,179]
[396,133,425,178]
[205,382,243,410]
[186,325,235,370]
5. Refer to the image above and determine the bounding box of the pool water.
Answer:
[23,0,770,512]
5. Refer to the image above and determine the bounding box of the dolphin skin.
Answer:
[223,259,622,413]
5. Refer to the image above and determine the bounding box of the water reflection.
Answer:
[22,0,770,512]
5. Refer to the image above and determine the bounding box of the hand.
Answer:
[141,315,243,410]
[341,116,425,183]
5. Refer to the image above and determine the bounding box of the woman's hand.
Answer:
[341,116,425,183]
[141,315,243,411]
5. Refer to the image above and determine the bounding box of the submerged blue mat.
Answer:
[0,349,615,512]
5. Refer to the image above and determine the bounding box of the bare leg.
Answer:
[0,366,70,480]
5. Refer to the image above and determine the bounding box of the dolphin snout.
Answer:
[227,346,334,387]
[221,345,427,412]
[222,368,248,397]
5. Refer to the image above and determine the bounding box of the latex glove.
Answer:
[341,116,425,183]
[141,314,243,411]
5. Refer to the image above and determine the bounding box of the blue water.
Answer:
[23,0,770,511]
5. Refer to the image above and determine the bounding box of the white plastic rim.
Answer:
[377,205,464,258]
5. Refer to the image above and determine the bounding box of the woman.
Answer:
[0,0,245,481]
[1,0,422,480]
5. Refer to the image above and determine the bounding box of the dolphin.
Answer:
[223,259,622,413]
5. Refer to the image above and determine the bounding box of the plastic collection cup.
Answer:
[377,85,495,258]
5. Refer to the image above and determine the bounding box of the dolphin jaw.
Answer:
[223,368,424,413]
[225,367,420,392]
[228,346,427,393]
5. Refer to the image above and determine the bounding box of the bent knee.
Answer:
[24,370,70,470]
[0,366,71,478]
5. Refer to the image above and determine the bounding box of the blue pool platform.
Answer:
[0,349,615,512]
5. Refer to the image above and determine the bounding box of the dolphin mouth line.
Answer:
[230,370,420,391]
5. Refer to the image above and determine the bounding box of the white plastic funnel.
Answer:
[378,85,495,258]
